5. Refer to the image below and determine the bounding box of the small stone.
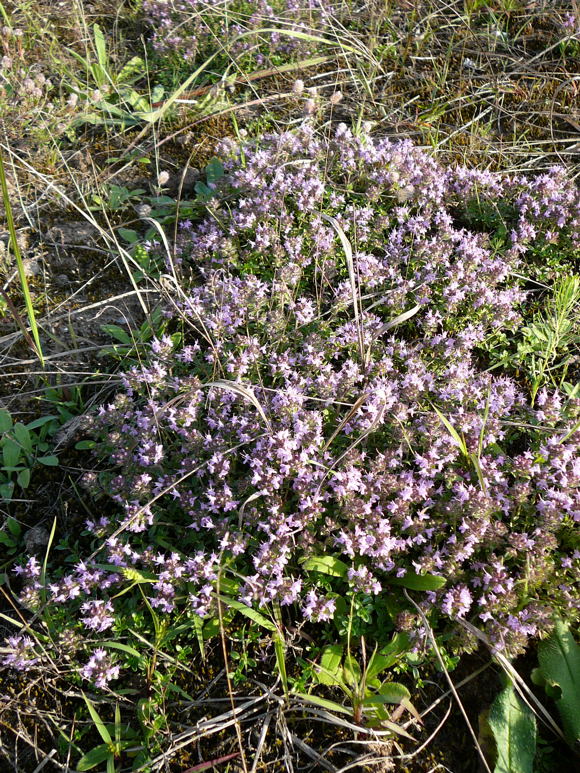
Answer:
[22,257,42,277]
[24,526,49,554]
[54,274,70,287]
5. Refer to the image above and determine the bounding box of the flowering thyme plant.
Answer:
[143,0,342,66]
[2,124,579,691]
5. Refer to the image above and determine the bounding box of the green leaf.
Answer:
[365,682,410,705]
[537,620,580,747]
[301,555,349,579]
[6,517,21,537]
[13,423,32,454]
[77,744,113,771]
[37,455,59,466]
[26,415,57,430]
[217,596,276,631]
[388,572,446,591]
[102,641,146,667]
[117,228,139,244]
[76,440,96,450]
[17,468,30,489]
[205,158,224,185]
[0,531,16,547]
[316,644,344,686]
[343,652,362,688]
[93,24,108,70]
[82,693,112,745]
[3,438,21,468]
[0,409,12,434]
[488,685,536,773]
[293,691,351,715]
[432,404,468,456]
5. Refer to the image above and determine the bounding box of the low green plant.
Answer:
[300,633,419,735]
[0,409,58,500]
[77,695,140,773]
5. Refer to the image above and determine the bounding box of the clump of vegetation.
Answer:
[1,2,579,772]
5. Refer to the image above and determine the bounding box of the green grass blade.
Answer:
[0,150,44,366]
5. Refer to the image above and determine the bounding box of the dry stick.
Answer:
[402,590,492,773]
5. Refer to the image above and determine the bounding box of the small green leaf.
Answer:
[6,517,21,537]
[37,455,59,466]
[301,555,349,579]
[117,228,139,244]
[76,440,96,450]
[0,531,16,547]
[77,744,112,771]
[217,596,276,631]
[388,572,446,591]
[101,324,132,344]
[0,409,12,433]
[17,468,30,489]
[365,682,410,705]
[488,685,536,773]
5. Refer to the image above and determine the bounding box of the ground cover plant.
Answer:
[0,0,579,772]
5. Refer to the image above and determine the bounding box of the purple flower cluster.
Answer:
[80,649,120,689]
[143,0,338,65]
[3,124,579,681]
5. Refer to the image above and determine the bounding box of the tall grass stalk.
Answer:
[0,149,44,366]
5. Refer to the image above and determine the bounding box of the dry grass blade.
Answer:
[205,379,272,430]
[321,213,365,363]
[403,590,493,773]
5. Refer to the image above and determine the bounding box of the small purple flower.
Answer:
[80,648,120,689]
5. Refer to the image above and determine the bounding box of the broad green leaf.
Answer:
[77,744,112,771]
[316,644,344,686]
[3,438,21,468]
[76,440,96,450]
[13,423,32,454]
[365,682,410,705]
[203,617,220,639]
[537,620,580,747]
[82,693,112,745]
[388,572,446,591]
[217,596,276,631]
[117,228,139,245]
[93,24,108,70]
[488,685,536,773]
[117,55,145,83]
[301,555,349,579]
[6,517,21,536]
